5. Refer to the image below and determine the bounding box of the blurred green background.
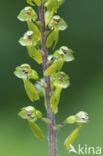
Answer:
[0,0,103,156]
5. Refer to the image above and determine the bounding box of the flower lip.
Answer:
[25,106,34,112]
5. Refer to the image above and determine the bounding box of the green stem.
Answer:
[39,4,57,156]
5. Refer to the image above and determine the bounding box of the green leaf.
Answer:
[64,126,81,150]
[44,59,64,76]
[17,6,38,22]
[27,0,41,6]
[14,64,38,80]
[46,29,59,49]
[27,46,42,64]
[29,121,45,140]
[24,79,39,102]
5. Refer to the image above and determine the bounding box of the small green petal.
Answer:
[18,106,42,122]
[49,15,67,31]
[35,81,45,97]
[24,79,40,102]
[29,121,45,141]
[53,72,70,88]
[27,21,41,42]
[45,10,54,26]
[27,46,42,64]
[50,86,62,114]
[19,31,34,46]
[64,126,81,150]
[45,0,59,13]
[14,64,38,80]
[66,115,76,124]
[17,6,38,22]
[54,46,74,62]
[44,59,64,76]
[46,29,59,49]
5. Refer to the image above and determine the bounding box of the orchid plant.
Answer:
[14,0,89,156]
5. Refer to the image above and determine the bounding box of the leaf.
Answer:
[29,121,45,140]
[24,79,39,102]
[64,126,81,150]
[27,0,41,6]
[46,29,59,49]
[44,59,64,76]
[50,86,62,114]
[17,6,38,22]
[27,46,42,64]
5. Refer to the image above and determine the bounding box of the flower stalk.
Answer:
[39,4,57,156]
